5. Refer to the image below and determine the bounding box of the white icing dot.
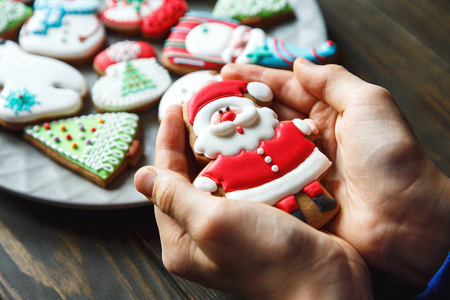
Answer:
[271,165,279,172]
[47,130,53,136]
[79,133,85,139]
[257,148,264,155]
[265,156,272,163]
[33,125,40,131]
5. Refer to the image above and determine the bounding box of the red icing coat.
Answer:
[202,122,315,192]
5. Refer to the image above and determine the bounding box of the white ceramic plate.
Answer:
[0,0,328,208]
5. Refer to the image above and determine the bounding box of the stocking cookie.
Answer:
[100,0,187,39]
[0,40,87,131]
[23,112,142,188]
[19,0,105,63]
[162,11,338,75]
[158,70,221,121]
[184,80,339,228]
[93,40,157,76]
[213,0,294,27]
[0,0,33,40]
[92,58,171,113]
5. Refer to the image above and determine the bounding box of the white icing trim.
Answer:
[293,118,311,135]
[225,148,331,205]
[247,82,273,102]
[194,177,218,193]
[235,28,266,64]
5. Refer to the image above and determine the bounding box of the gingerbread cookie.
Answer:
[0,40,87,131]
[213,0,294,27]
[0,0,32,40]
[23,112,142,188]
[19,0,105,63]
[93,40,157,76]
[162,11,338,75]
[183,80,339,228]
[92,58,171,113]
[100,0,187,40]
[158,70,222,121]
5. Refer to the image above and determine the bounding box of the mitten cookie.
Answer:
[183,80,340,228]
[93,40,157,76]
[162,11,337,75]
[213,0,294,27]
[0,0,32,40]
[92,58,171,113]
[158,70,221,121]
[0,40,87,131]
[19,0,105,63]
[100,0,187,39]
[23,112,142,188]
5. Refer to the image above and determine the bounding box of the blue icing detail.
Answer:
[248,38,338,67]
[2,89,40,115]
[186,11,240,24]
[34,0,101,14]
[28,8,65,34]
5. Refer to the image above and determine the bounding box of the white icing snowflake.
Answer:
[106,40,142,63]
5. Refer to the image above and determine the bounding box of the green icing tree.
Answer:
[121,61,156,97]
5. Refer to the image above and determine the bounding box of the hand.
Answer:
[221,59,450,286]
[135,105,372,299]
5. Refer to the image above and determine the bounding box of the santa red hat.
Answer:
[187,80,273,125]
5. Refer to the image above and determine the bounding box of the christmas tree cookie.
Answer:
[23,112,143,188]
[213,0,294,27]
[92,58,171,113]
[0,0,32,40]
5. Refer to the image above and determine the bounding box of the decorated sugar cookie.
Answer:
[0,0,33,39]
[184,80,339,228]
[93,40,157,76]
[162,11,338,75]
[100,0,187,39]
[23,112,142,188]
[158,70,222,121]
[92,58,171,112]
[213,0,294,27]
[0,40,87,131]
[19,0,106,63]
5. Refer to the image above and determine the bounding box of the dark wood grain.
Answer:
[0,1,448,299]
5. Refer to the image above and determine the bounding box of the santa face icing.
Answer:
[19,0,105,61]
[0,41,86,127]
[92,58,171,112]
[158,70,222,120]
[187,80,332,207]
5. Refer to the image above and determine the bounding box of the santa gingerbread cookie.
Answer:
[100,0,187,39]
[92,58,171,113]
[184,80,339,228]
[93,40,157,76]
[23,112,142,188]
[158,70,222,121]
[163,11,337,75]
[0,40,87,131]
[19,0,106,63]
[213,0,294,27]
[0,0,33,40]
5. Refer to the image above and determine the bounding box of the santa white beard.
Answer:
[194,106,280,159]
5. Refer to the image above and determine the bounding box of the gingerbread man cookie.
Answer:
[162,11,338,75]
[184,80,339,228]
[92,58,171,113]
[0,40,87,131]
[19,0,105,63]
[23,112,142,188]
[100,0,187,39]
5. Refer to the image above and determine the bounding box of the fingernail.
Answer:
[135,167,157,201]
[296,57,315,66]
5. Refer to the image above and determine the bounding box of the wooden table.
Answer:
[0,1,448,299]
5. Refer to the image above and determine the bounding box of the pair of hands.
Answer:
[135,58,450,299]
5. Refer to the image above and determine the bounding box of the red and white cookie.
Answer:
[100,0,187,39]
[92,58,171,113]
[93,40,157,76]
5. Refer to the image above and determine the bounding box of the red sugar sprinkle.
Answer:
[65,134,72,140]
[90,127,96,133]
[44,123,51,130]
